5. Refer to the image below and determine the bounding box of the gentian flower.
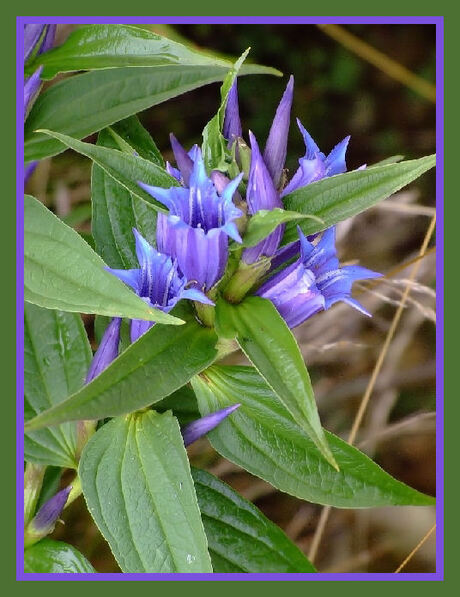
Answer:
[107,228,213,343]
[223,80,243,147]
[24,66,43,119]
[263,75,294,188]
[86,318,122,383]
[257,227,381,329]
[25,486,71,545]
[24,24,56,64]
[281,119,350,197]
[242,131,284,264]
[139,148,244,291]
[181,404,241,446]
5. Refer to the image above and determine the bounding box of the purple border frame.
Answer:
[17,15,443,581]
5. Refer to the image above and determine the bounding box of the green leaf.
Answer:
[192,468,315,572]
[239,208,324,249]
[155,384,201,426]
[24,195,180,325]
[37,130,177,210]
[215,296,337,469]
[25,306,217,431]
[91,128,158,269]
[281,154,436,244]
[109,115,164,167]
[79,411,212,572]
[25,63,280,163]
[191,366,435,508]
[24,303,91,468]
[24,539,95,573]
[27,24,281,80]
[369,155,405,168]
[202,49,249,172]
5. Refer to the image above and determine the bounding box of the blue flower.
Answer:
[257,227,381,328]
[263,75,294,187]
[181,404,241,446]
[139,148,243,291]
[27,486,71,538]
[86,317,122,383]
[223,76,294,189]
[24,66,43,119]
[281,119,350,197]
[242,131,285,264]
[106,228,213,343]
[223,80,243,147]
[24,24,56,64]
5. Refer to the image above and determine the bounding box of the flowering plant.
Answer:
[23,24,436,574]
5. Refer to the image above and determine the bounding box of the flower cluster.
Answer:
[87,75,379,443]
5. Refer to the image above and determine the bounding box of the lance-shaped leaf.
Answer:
[191,366,435,508]
[109,115,165,167]
[192,468,316,573]
[281,154,436,244]
[26,24,281,80]
[215,296,337,469]
[24,539,96,573]
[25,307,217,431]
[202,49,249,172]
[79,411,213,573]
[24,195,181,325]
[91,127,159,270]
[238,208,323,249]
[25,63,281,162]
[37,130,177,210]
[24,303,91,468]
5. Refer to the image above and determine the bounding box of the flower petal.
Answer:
[86,318,121,383]
[263,75,294,187]
[182,404,241,446]
[223,80,243,145]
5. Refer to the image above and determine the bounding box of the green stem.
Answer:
[223,258,271,303]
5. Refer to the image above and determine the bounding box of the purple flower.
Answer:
[281,119,350,197]
[139,148,243,291]
[223,80,243,147]
[86,318,122,383]
[24,66,43,119]
[257,227,381,328]
[24,24,45,63]
[263,75,294,188]
[107,228,212,343]
[242,131,284,264]
[29,486,71,535]
[181,404,241,446]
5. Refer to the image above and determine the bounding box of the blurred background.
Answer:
[26,23,437,573]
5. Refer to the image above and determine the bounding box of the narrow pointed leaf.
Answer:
[191,366,435,508]
[37,130,177,210]
[79,411,213,573]
[26,24,281,80]
[192,468,316,572]
[239,208,323,249]
[281,154,436,244]
[109,115,164,167]
[24,304,91,468]
[25,307,217,431]
[24,539,96,573]
[215,296,337,469]
[24,195,181,325]
[25,64,280,162]
[91,128,158,269]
